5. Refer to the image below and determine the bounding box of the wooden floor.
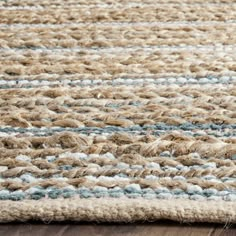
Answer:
[0,222,235,236]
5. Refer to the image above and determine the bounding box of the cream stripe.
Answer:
[2,0,235,4]
[1,21,236,28]
[0,77,235,86]
[1,74,236,81]
[1,3,236,10]
[0,45,234,53]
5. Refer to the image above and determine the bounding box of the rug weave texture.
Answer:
[0,0,236,223]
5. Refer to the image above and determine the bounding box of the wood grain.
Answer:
[0,222,235,236]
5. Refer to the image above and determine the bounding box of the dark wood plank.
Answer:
[0,222,235,236]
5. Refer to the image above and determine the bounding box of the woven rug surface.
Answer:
[0,0,236,223]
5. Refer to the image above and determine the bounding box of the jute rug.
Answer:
[0,0,235,223]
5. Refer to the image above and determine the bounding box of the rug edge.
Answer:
[0,198,235,223]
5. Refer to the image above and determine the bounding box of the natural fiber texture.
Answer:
[0,0,235,223]
[1,198,236,223]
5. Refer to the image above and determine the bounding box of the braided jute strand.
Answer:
[0,198,235,223]
[1,0,236,224]
[1,5,236,24]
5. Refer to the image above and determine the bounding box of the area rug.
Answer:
[0,0,235,223]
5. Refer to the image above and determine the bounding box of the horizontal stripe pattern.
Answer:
[0,0,235,224]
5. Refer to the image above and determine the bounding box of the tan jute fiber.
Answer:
[0,0,235,223]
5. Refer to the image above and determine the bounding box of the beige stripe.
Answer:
[1,48,236,77]
[1,0,235,7]
[1,24,236,48]
[0,198,235,223]
[1,5,236,24]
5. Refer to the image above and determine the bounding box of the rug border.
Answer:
[0,198,235,223]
